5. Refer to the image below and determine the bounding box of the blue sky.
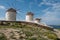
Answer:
[0,0,60,25]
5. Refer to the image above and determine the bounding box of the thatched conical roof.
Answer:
[26,12,34,15]
[7,8,16,12]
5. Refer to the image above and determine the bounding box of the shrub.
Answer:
[28,37,37,40]
[47,33,57,40]
[24,31,33,37]
[0,33,7,40]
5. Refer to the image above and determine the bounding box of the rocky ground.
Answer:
[0,23,59,40]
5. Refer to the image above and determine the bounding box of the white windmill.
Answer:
[5,0,24,21]
[25,1,34,22]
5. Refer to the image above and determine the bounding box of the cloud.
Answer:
[41,12,60,25]
[38,0,60,7]
[40,0,60,25]
[0,18,5,20]
[0,5,6,9]
[41,8,60,25]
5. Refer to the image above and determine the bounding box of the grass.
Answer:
[0,33,7,40]
[0,22,58,40]
[57,28,60,30]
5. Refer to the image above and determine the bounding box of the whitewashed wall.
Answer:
[34,20,40,23]
[6,12,16,21]
[26,15,33,22]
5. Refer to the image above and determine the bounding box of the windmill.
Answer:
[25,1,35,22]
[5,0,24,21]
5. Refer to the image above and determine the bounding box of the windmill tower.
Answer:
[6,8,17,21]
[34,18,41,23]
[25,2,34,22]
[5,0,21,21]
[26,12,34,22]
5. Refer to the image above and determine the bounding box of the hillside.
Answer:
[0,22,59,40]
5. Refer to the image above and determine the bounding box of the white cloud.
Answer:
[0,18,5,20]
[0,5,6,9]
[41,11,60,25]
[40,0,60,25]
[38,0,60,7]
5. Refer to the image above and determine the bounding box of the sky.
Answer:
[0,0,60,25]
